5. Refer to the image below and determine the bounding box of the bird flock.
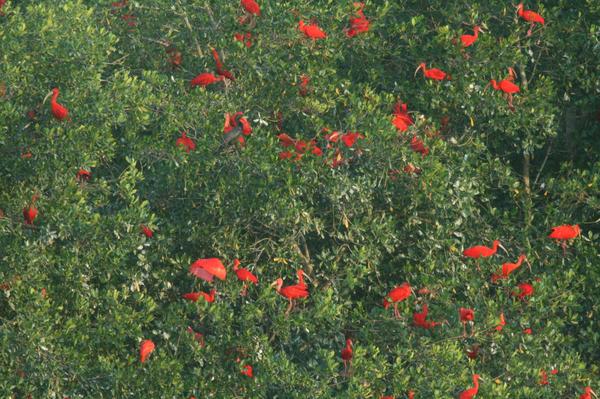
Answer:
[3,0,594,397]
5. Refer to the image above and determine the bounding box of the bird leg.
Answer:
[343,360,348,376]
[285,299,294,316]
[393,303,402,319]
[240,283,248,297]
[507,94,515,112]
[470,323,476,337]
[527,23,534,37]
[561,241,567,257]
[462,322,467,338]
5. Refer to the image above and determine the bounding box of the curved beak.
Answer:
[269,280,278,288]
[414,65,422,77]
[498,243,509,255]
[42,91,53,104]
[524,257,532,273]
[591,389,598,399]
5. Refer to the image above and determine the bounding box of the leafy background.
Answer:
[0,0,598,397]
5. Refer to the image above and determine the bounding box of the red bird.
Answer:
[140,224,153,238]
[415,63,449,81]
[549,224,581,256]
[23,194,39,225]
[76,169,91,181]
[341,338,353,375]
[459,374,481,399]
[512,282,534,300]
[272,269,309,315]
[491,254,528,283]
[463,240,503,270]
[211,49,235,81]
[549,224,580,240]
[189,258,227,282]
[495,312,506,332]
[139,339,155,363]
[241,364,254,378]
[413,304,442,329]
[487,74,520,111]
[459,307,475,337]
[580,386,596,399]
[298,20,327,40]
[346,3,370,38]
[517,3,544,36]
[190,72,224,88]
[176,131,196,153]
[182,289,216,303]
[383,283,412,319]
[45,88,69,121]
[392,101,414,133]
[410,136,429,156]
[342,132,364,148]
[233,259,258,296]
[461,26,482,47]
[241,0,260,16]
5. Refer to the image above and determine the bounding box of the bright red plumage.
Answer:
[241,0,260,16]
[548,224,580,240]
[463,240,500,258]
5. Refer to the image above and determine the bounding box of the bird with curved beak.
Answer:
[270,269,309,316]
[43,88,70,121]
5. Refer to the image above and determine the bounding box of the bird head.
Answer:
[270,278,283,291]
[494,240,508,255]
[42,88,58,104]
[414,63,426,77]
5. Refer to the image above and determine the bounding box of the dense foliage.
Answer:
[0,0,599,397]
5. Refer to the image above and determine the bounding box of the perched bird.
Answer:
[487,77,520,110]
[182,289,216,303]
[190,72,223,88]
[139,339,155,363]
[211,49,235,81]
[463,240,503,259]
[176,131,196,153]
[217,112,253,152]
[461,26,482,47]
[241,364,254,378]
[140,224,154,238]
[341,338,353,375]
[580,386,596,399]
[512,282,534,301]
[233,259,258,296]
[415,63,449,81]
[413,304,442,329]
[495,312,506,332]
[491,254,528,283]
[383,283,412,319]
[346,3,370,38]
[517,3,544,36]
[189,258,227,282]
[271,269,309,315]
[44,88,69,121]
[459,307,475,337]
[549,224,581,256]
[459,374,481,399]
[392,101,414,133]
[241,0,260,16]
[298,20,327,40]
[23,194,39,225]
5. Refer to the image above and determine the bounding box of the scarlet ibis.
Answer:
[580,386,597,399]
[413,304,441,329]
[76,169,91,181]
[459,307,475,337]
[463,240,504,270]
[491,255,529,283]
[271,269,309,315]
[341,338,353,375]
[233,259,258,296]
[392,101,414,133]
[487,77,520,110]
[346,4,370,38]
[495,313,506,332]
[211,49,235,81]
[189,258,227,282]
[176,131,196,153]
[383,283,412,319]
[461,26,482,47]
[234,32,253,47]
[299,74,310,96]
[512,282,534,301]
[186,326,205,347]
[341,132,364,148]
[410,136,429,156]
[549,224,581,255]
[241,364,254,378]
[139,339,155,363]
[44,88,69,121]
[408,391,415,399]
[219,112,253,150]
[466,344,480,360]
[296,269,307,289]
[182,289,216,303]
[539,369,549,386]
[190,72,223,88]
[298,20,327,40]
[23,194,39,225]
[517,3,544,36]
[415,63,449,81]
[140,224,153,238]
[241,0,260,16]
[459,374,481,399]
